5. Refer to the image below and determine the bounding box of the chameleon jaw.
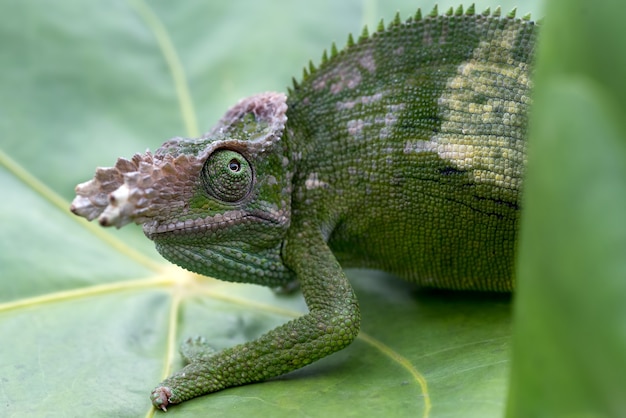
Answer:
[142,210,251,240]
[142,207,289,243]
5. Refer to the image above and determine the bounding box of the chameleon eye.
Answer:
[228,159,241,172]
[202,150,253,202]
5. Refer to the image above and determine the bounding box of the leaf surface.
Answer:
[0,1,542,417]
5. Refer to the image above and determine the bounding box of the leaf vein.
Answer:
[0,148,165,272]
[0,276,173,312]
[130,0,200,137]
[357,332,432,418]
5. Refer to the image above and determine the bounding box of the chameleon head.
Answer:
[70,92,296,285]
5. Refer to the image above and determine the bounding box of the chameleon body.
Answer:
[71,5,536,410]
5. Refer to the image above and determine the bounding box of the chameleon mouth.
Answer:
[143,210,249,240]
[143,209,286,241]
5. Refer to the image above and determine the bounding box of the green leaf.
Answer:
[1,1,541,417]
[508,0,626,416]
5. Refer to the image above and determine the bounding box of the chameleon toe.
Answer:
[150,386,172,412]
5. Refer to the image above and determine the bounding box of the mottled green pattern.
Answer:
[152,10,535,409]
[286,11,535,291]
[70,6,537,411]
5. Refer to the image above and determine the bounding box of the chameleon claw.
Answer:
[151,386,172,412]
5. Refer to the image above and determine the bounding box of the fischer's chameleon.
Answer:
[71,5,537,411]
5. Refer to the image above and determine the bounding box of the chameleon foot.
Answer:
[180,336,217,363]
[151,386,172,412]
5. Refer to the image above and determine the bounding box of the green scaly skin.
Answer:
[70,5,537,411]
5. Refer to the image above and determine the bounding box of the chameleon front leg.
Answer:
[151,230,361,410]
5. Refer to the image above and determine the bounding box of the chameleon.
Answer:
[70,4,537,411]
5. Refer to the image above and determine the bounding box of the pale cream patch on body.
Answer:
[312,63,362,94]
[347,119,366,137]
[313,47,377,94]
[340,89,406,141]
[331,68,362,94]
[345,104,406,140]
[336,92,384,111]
[379,104,405,139]
[358,49,376,73]
[305,172,329,190]
[404,30,531,192]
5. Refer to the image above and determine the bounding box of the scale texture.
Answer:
[71,5,537,410]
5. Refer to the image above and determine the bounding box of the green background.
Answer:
[4,1,624,417]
